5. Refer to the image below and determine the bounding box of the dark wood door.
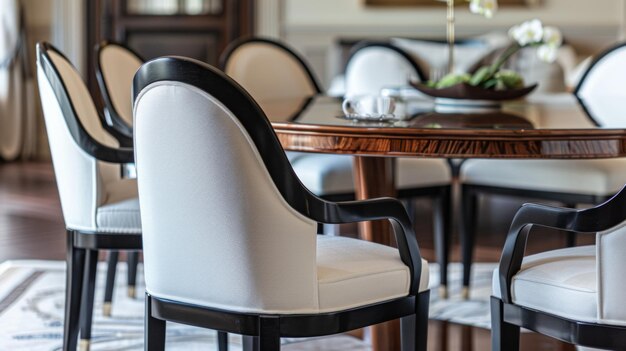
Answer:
[87,0,254,94]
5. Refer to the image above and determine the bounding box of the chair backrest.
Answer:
[96,41,144,127]
[345,42,425,98]
[36,42,120,232]
[574,42,626,127]
[134,57,320,314]
[220,37,321,101]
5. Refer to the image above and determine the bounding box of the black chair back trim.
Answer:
[345,41,427,82]
[133,57,422,293]
[36,42,133,163]
[94,41,145,142]
[219,36,323,94]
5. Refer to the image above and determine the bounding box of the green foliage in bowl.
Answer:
[426,69,524,91]
[426,19,561,92]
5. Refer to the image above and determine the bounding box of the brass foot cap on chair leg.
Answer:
[79,339,90,351]
[128,286,136,298]
[461,287,470,300]
[438,286,449,299]
[102,302,112,317]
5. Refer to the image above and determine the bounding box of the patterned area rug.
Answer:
[0,260,497,350]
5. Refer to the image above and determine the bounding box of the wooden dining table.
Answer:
[261,93,626,351]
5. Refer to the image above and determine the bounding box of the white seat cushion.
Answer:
[292,154,451,196]
[96,178,141,233]
[461,158,626,196]
[317,236,428,313]
[492,246,597,323]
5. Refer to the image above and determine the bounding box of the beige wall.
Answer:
[22,0,55,160]
[285,0,623,28]
[282,0,626,86]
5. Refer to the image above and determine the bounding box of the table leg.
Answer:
[353,156,400,351]
[353,156,396,245]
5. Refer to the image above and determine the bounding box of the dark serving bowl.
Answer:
[410,82,538,101]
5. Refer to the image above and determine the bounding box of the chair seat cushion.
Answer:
[96,178,141,233]
[316,236,428,313]
[292,154,451,196]
[492,246,597,323]
[461,158,626,196]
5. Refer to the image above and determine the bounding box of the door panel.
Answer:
[86,0,253,100]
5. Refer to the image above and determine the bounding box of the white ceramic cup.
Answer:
[342,95,396,118]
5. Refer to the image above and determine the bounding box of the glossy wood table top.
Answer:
[265,94,626,159]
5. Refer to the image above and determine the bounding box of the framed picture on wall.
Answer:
[365,0,533,6]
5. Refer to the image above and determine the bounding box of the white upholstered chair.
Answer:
[342,42,453,295]
[134,56,430,351]
[219,37,322,101]
[219,37,321,167]
[95,41,143,140]
[491,186,626,350]
[36,42,142,351]
[459,42,626,297]
[94,41,144,313]
[344,42,426,97]
[221,39,451,296]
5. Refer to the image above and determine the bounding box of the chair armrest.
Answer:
[84,139,134,164]
[309,197,424,295]
[103,106,134,145]
[498,185,626,303]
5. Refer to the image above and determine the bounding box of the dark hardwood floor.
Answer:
[0,161,581,350]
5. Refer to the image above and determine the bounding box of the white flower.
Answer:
[509,19,544,46]
[537,44,559,63]
[542,26,563,47]
[469,0,498,18]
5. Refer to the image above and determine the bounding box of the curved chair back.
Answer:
[220,37,321,101]
[345,42,426,97]
[134,57,322,314]
[36,42,121,231]
[96,41,144,128]
[574,42,626,127]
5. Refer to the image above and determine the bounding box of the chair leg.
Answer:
[242,336,259,351]
[433,187,451,298]
[127,251,139,298]
[103,251,118,317]
[415,290,429,351]
[63,231,86,351]
[145,294,166,351]
[490,297,520,351]
[564,203,577,247]
[259,316,280,351]
[401,290,430,351]
[79,249,98,351]
[460,187,478,299]
[403,198,417,224]
[565,232,577,247]
[400,314,416,351]
[217,331,228,351]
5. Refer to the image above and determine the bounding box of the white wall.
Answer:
[281,0,626,87]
